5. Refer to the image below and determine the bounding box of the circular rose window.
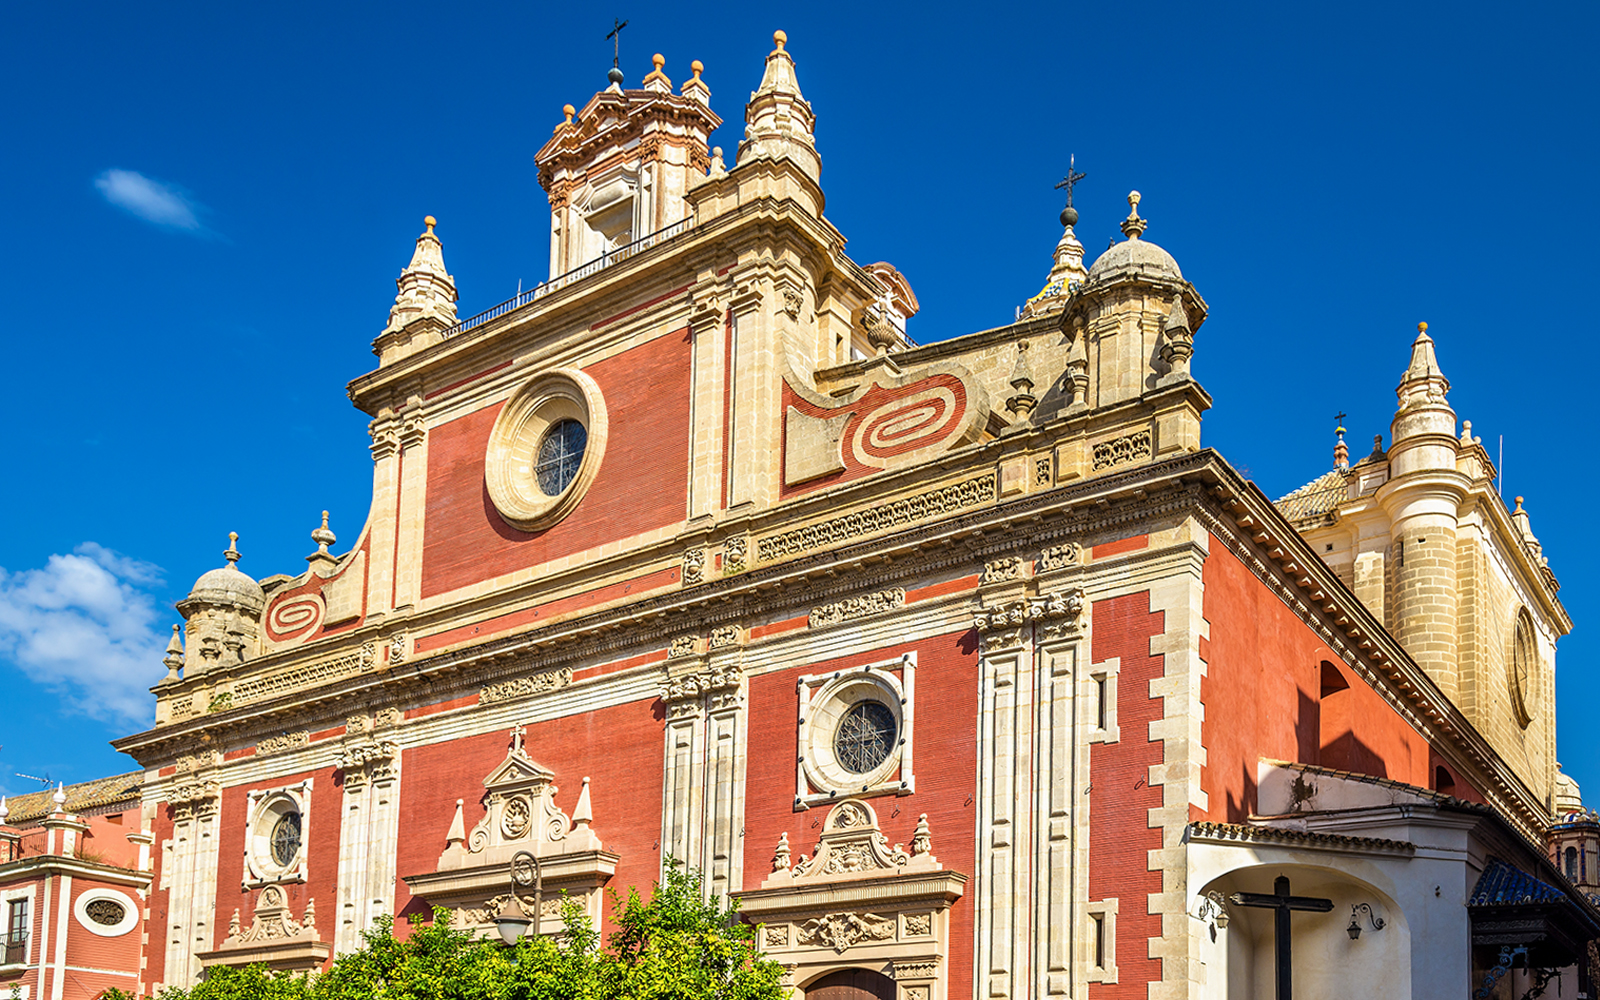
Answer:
[270,811,302,868]
[834,702,897,774]
[485,369,608,532]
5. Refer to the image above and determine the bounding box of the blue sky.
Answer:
[1,1,1596,802]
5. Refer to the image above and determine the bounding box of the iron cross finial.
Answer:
[1055,153,1087,208]
[1335,410,1348,426]
[606,17,629,67]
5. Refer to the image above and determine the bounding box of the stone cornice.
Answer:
[116,450,1557,847]
[0,855,152,888]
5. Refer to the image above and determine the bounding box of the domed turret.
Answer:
[1085,191,1183,284]
[176,533,265,677]
[179,532,266,615]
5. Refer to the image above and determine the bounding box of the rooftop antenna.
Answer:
[605,18,629,86]
[15,772,54,788]
[1499,434,1504,497]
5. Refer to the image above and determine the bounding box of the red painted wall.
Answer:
[214,766,344,963]
[742,629,979,1000]
[1087,591,1167,999]
[421,330,692,598]
[394,696,665,939]
[63,876,143,983]
[1199,537,1436,822]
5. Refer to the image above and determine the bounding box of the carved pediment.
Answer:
[197,884,330,973]
[763,799,941,888]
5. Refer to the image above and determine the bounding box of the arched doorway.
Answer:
[806,968,897,999]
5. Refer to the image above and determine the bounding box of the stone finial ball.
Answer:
[774,29,788,49]
[652,53,665,68]
[691,59,704,75]
[1418,321,1428,333]
[563,103,575,118]
[1060,206,1079,228]
[713,146,723,157]
[424,215,437,228]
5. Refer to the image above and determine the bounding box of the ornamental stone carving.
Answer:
[1039,541,1082,571]
[758,475,996,563]
[338,739,399,788]
[668,635,698,658]
[166,779,221,821]
[982,556,1023,583]
[1092,429,1152,470]
[971,589,1088,651]
[763,800,941,888]
[799,911,896,953]
[682,548,705,585]
[709,625,743,649]
[226,885,317,945]
[809,588,906,629]
[660,663,744,718]
[723,536,748,574]
[479,666,572,705]
[256,731,309,757]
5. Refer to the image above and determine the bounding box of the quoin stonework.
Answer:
[2,29,1595,1000]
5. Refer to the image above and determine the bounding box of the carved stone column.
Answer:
[161,778,222,988]
[971,588,1088,999]
[335,715,401,953]
[659,640,748,900]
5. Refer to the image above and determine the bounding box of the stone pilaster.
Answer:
[658,647,748,900]
[334,731,401,953]
[161,779,221,988]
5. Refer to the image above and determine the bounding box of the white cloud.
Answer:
[0,544,168,727]
[93,168,206,232]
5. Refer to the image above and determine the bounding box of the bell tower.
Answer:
[535,53,721,278]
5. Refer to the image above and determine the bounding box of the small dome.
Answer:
[1086,238,1183,284]
[185,564,266,613]
[180,533,266,613]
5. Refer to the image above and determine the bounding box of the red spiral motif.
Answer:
[852,385,962,464]
[267,594,324,643]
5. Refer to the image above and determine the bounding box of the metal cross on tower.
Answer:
[1228,876,1334,1000]
[1055,154,1086,208]
[606,18,629,68]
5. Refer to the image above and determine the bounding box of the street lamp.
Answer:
[493,850,543,946]
[1347,902,1385,940]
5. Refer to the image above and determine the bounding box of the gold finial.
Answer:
[1418,321,1428,334]
[562,104,575,124]
[224,532,240,565]
[1515,496,1525,510]
[773,29,787,51]
[691,59,703,78]
[652,53,665,70]
[1120,190,1147,240]
[423,215,436,233]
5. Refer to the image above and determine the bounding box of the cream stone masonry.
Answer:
[1278,324,1569,810]
[658,657,748,900]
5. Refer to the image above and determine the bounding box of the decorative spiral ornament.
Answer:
[266,593,325,644]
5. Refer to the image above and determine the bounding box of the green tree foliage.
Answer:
[103,864,784,1000]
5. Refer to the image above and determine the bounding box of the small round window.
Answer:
[270,811,302,868]
[536,418,587,495]
[834,701,897,774]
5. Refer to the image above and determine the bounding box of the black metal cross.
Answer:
[1055,153,1086,207]
[1228,876,1333,1000]
[1334,410,1347,426]
[606,18,629,67]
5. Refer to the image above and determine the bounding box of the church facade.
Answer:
[2,28,1595,1000]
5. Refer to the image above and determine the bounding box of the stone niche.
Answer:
[739,799,966,1000]
[401,727,618,934]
